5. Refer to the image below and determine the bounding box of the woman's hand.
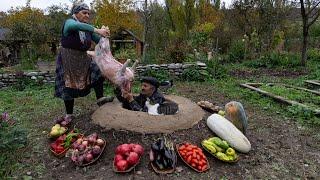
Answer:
[94,28,110,37]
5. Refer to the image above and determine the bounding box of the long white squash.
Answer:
[207,114,251,153]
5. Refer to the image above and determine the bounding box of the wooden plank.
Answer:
[240,83,320,116]
[305,80,320,86]
[279,84,320,96]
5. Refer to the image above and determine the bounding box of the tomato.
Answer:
[191,163,196,167]
[191,158,198,164]
[192,152,197,159]
[181,152,186,156]
[198,166,202,171]
[187,155,192,164]
[55,145,65,154]
[186,146,193,151]
[196,154,200,160]
[202,165,207,171]
[179,145,186,151]
[198,161,203,166]
[186,151,193,156]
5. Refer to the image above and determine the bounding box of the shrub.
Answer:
[181,66,211,82]
[0,112,28,177]
[244,51,300,68]
[206,57,228,79]
[307,48,320,62]
[228,40,245,62]
[141,69,170,82]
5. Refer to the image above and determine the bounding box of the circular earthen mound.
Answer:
[91,95,205,134]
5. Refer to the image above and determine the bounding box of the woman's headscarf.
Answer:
[71,3,90,44]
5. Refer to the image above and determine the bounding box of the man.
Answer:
[115,77,165,112]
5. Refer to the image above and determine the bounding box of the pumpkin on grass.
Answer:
[225,101,248,135]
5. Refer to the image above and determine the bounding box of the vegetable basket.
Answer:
[201,144,239,163]
[176,143,210,173]
[74,138,106,167]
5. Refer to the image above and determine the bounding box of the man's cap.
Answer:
[141,77,159,88]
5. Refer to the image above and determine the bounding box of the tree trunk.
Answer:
[301,26,308,66]
[142,0,149,63]
[300,0,307,66]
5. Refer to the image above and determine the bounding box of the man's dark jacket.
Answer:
[114,88,165,111]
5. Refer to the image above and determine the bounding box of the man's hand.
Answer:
[122,90,134,102]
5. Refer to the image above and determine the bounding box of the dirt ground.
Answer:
[35,83,320,179]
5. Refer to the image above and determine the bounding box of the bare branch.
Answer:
[306,1,320,16]
[308,10,320,27]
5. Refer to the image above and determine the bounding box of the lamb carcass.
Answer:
[87,37,138,93]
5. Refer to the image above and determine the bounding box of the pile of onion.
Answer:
[70,133,105,165]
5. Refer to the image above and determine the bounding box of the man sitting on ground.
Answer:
[115,77,165,112]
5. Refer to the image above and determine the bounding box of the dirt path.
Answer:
[35,83,320,179]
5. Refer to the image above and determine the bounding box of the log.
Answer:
[240,83,320,116]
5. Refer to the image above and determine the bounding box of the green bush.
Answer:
[244,52,300,68]
[114,48,137,60]
[228,40,245,62]
[141,69,170,82]
[206,57,228,79]
[181,66,211,82]
[0,112,28,177]
[307,48,320,61]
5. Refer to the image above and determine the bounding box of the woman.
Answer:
[54,3,113,119]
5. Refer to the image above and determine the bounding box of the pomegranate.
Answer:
[127,152,139,165]
[115,144,131,156]
[116,160,128,171]
[114,154,124,164]
[131,144,144,156]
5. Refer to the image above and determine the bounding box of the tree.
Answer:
[92,0,142,34]
[46,5,69,54]
[299,0,320,66]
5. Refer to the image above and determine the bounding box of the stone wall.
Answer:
[0,62,207,88]
[135,62,207,77]
[0,71,55,88]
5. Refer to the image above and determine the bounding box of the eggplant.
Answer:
[159,139,165,151]
[155,160,164,170]
[151,143,159,151]
[171,150,177,168]
[164,148,172,159]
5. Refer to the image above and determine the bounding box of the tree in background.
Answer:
[92,0,142,34]
[46,5,69,55]
[299,0,320,66]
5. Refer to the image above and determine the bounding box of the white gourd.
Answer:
[207,114,251,153]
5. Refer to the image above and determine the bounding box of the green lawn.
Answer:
[0,59,320,178]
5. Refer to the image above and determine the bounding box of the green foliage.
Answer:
[272,30,285,49]
[288,105,320,126]
[244,52,300,68]
[0,113,28,177]
[228,40,245,62]
[309,22,320,38]
[206,57,228,79]
[307,48,320,61]
[181,66,211,82]
[114,48,137,60]
[140,69,170,82]
[164,38,189,63]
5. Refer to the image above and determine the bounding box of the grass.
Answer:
[0,58,319,178]
[260,84,320,110]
